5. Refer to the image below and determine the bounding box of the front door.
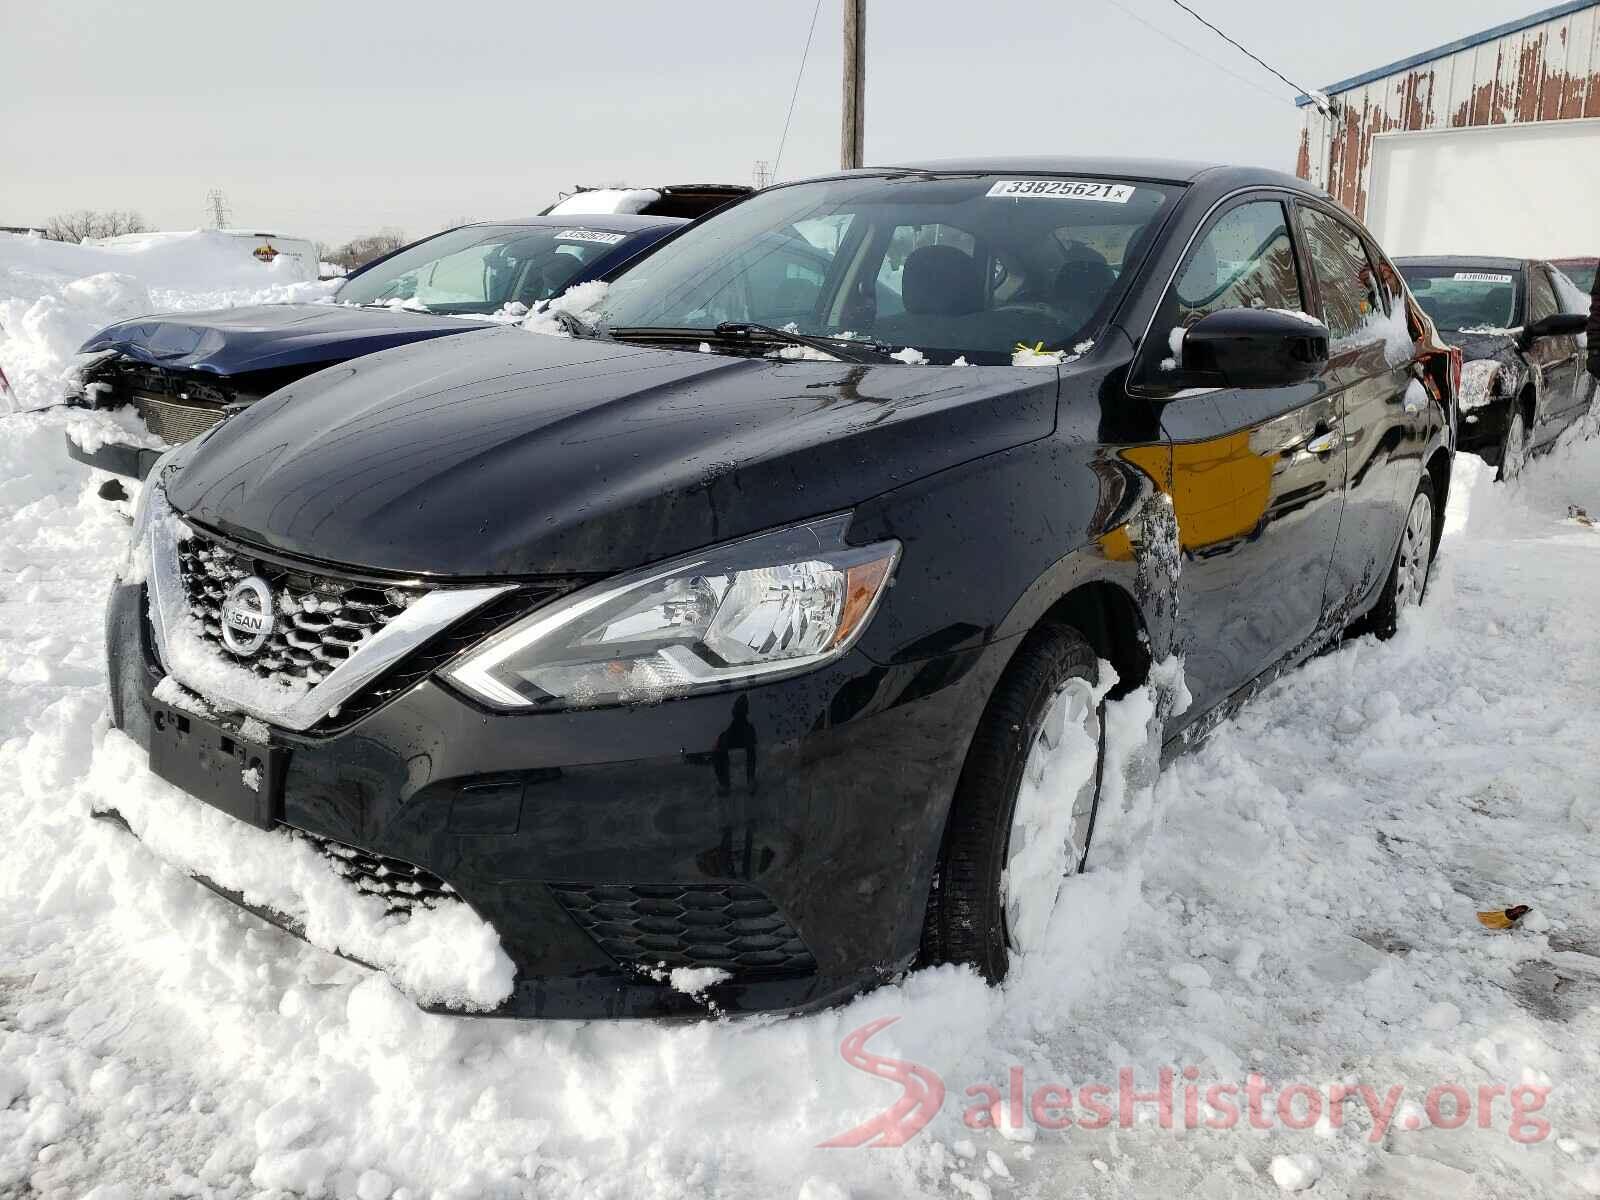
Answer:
[1527,263,1586,442]
[1143,195,1348,727]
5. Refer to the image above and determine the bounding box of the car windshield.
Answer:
[338,224,633,314]
[598,173,1179,363]
[1399,265,1522,332]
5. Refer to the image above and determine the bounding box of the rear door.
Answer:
[1293,203,1427,621]
[1148,194,1347,724]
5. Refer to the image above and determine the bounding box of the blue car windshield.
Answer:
[338,224,633,314]
[599,173,1180,364]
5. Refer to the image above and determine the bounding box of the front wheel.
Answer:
[1366,477,1436,639]
[1497,406,1529,482]
[920,624,1105,982]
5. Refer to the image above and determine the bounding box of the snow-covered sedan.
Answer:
[1398,256,1593,479]
[63,215,689,479]
[105,158,1458,1017]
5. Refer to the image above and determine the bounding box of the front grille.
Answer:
[295,830,458,917]
[143,395,227,443]
[177,529,423,690]
[551,882,816,975]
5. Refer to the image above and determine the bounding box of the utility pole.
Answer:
[841,0,865,169]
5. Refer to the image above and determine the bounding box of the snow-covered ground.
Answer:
[2,240,1600,1200]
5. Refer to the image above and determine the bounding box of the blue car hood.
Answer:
[80,303,494,377]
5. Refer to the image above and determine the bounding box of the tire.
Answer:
[920,624,1104,982]
[1366,476,1436,640]
[1497,405,1529,482]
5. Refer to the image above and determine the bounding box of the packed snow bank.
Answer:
[0,231,338,411]
[87,731,514,1011]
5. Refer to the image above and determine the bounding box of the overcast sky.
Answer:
[0,0,1549,245]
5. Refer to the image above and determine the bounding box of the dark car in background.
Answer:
[1397,255,1593,479]
[106,158,1455,1018]
[63,215,688,479]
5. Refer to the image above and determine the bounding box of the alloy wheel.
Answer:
[1500,410,1528,480]
[1001,677,1101,955]
[1393,488,1434,611]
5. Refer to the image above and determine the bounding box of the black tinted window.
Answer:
[1172,200,1305,324]
[1297,207,1382,342]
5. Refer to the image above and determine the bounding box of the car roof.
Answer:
[1395,254,1528,270]
[847,156,1320,193]
[462,214,687,233]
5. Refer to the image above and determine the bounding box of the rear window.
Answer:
[1399,265,1522,332]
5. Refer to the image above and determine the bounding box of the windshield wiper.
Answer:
[607,323,896,363]
[713,322,899,363]
[546,307,607,340]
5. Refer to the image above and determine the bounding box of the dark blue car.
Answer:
[65,214,686,478]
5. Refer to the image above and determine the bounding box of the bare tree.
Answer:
[329,228,408,270]
[45,209,149,243]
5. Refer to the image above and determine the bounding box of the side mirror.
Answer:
[1175,308,1330,389]
[1518,312,1587,348]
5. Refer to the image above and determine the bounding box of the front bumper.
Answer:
[1457,396,1511,461]
[106,580,1006,1018]
[66,431,166,480]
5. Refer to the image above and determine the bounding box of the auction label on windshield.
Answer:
[986,179,1135,203]
[1454,272,1513,283]
[556,229,627,245]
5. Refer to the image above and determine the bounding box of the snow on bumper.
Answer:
[87,730,516,1011]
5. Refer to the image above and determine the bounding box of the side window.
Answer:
[1526,266,1559,324]
[1171,200,1306,327]
[1298,207,1383,342]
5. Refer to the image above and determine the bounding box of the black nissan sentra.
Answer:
[106,159,1457,1018]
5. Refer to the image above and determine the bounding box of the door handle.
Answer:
[1306,425,1341,455]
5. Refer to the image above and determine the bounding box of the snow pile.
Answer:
[0,231,337,411]
[519,280,609,338]
[87,732,514,1011]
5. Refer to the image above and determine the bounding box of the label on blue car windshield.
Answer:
[985,179,1135,203]
[555,229,627,245]
[1453,272,1513,283]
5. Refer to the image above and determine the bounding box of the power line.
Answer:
[1164,0,1325,107]
[1100,0,1288,104]
[772,0,825,182]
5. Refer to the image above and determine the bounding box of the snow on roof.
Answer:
[546,188,663,216]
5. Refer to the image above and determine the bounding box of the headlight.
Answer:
[443,515,899,710]
[62,350,119,405]
[1458,360,1502,412]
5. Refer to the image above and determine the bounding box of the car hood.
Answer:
[166,327,1057,577]
[1448,329,1521,362]
[81,303,494,376]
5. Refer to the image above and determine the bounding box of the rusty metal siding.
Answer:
[1298,2,1600,218]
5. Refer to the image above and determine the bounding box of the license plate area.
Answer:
[148,705,283,830]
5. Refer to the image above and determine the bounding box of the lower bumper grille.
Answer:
[140,395,227,443]
[295,830,458,917]
[551,882,816,975]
